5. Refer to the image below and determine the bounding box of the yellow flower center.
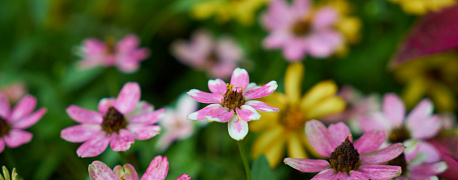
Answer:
[102,106,127,134]
[279,107,305,130]
[329,137,360,175]
[222,84,245,110]
[0,116,11,137]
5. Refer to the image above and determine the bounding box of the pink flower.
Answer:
[430,133,458,179]
[0,93,47,153]
[187,68,278,140]
[262,0,343,61]
[171,29,245,79]
[0,82,27,103]
[61,82,165,157]
[89,155,191,180]
[284,120,404,179]
[78,34,149,73]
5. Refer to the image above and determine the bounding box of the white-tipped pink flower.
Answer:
[187,68,278,140]
[89,155,191,180]
[61,82,165,157]
[171,29,245,79]
[78,34,149,73]
[262,0,343,61]
[284,120,404,179]
[0,93,47,153]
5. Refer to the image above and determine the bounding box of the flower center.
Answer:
[222,84,245,110]
[102,107,127,134]
[329,137,360,175]
[105,37,116,55]
[291,15,312,36]
[279,107,305,130]
[389,126,411,143]
[387,153,407,176]
[0,116,11,137]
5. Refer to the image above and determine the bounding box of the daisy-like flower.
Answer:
[262,0,343,61]
[187,67,278,141]
[0,82,27,103]
[285,120,404,179]
[61,82,164,157]
[78,34,149,73]
[89,155,190,180]
[389,0,456,15]
[171,29,245,79]
[0,93,47,153]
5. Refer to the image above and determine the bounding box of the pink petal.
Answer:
[353,131,385,155]
[230,68,249,90]
[208,79,227,95]
[262,0,292,30]
[409,161,447,176]
[176,95,199,118]
[244,100,279,112]
[383,93,405,127]
[292,0,310,18]
[236,105,261,121]
[228,115,249,141]
[284,158,330,172]
[0,93,10,119]
[9,95,36,122]
[360,143,404,163]
[328,122,352,146]
[307,31,342,58]
[283,38,306,61]
[305,120,336,157]
[98,98,117,114]
[110,129,134,151]
[187,89,222,104]
[312,7,337,30]
[115,82,141,115]
[66,105,103,124]
[263,31,290,49]
[4,129,32,148]
[216,37,243,63]
[311,169,339,180]
[358,113,391,134]
[243,81,278,100]
[417,141,441,163]
[175,174,191,180]
[347,171,369,180]
[128,108,165,124]
[128,101,155,117]
[141,155,169,180]
[116,34,140,52]
[358,165,402,180]
[408,115,441,140]
[113,164,139,180]
[89,161,118,180]
[12,108,46,129]
[0,139,4,153]
[127,124,161,140]
[77,132,110,157]
[187,104,233,122]
[406,99,433,123]
[61,124,102,143]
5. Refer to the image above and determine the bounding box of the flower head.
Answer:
[61,82,165,157]
[0,93,47,153]
[187,68,278,140]
[284,120,404,179]
[0,82,27,103]
[88,155,191,180]
[78,34,149,73]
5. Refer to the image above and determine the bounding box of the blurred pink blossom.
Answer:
[0,82,27,103]
[430,131,458,179]
[262,0,343,61]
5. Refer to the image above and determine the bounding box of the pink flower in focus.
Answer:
[284,120,404,179]
[79,34,149,73]
[88,155,191,180]
[171,29,245,79]
[262,0,343,61]
[187,68,278,140]
[0,82,27,103]
[0,93,47,153]
[61,82,165,157]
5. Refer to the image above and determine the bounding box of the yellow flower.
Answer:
[393,51,458,112]
[250,62,346,167]
[389,0,456,15]
[191,0,270,25]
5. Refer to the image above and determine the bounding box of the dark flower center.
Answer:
[291,17,312,36]
[389,126,411,143]
[329,137,360,175]
[222,84,245,110]
[105,37,116,55]
[0,116,11,137]
[387,153,407,176]
[102,107,126,134]
[279,106,305,130]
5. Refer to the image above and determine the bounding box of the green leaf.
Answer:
[252,155,274,180]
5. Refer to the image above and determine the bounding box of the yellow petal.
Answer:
[250,111,279,132]
[264,135,286,168]
[285,62,304,105]
[286,132,308,159]
[300,81,338,110]
[336,17,361,44]
[305,96,346,119]
[251,127,284,158]
[428,82,456,112]
[402,77,427,110]
[191,2,221,19]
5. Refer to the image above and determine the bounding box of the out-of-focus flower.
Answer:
[393,52,458,112]
[88,155,191,180]
[156,94,199,151]
[61,82,165,157]
[250,63,345,167]
[77,34,149,73]
[284,120,404,179]
[0,93,47,153]
[261,0,343,61]
[171,30,245,79]
[389,0,456,15]
[430,128,458,179]
[0,82,27,104]
[187,68,278,141]
[1,166,18,180]
[191,0,270,25]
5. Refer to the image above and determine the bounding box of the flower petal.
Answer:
[113,164,139,180]
[263,31,290,49]
[307,31,342,58]
[89,161,118,180]
[311,169,339,180]
[9,95,36,122]
[287,132,308,159]
[409,161,447,176]
[360,143,404,163]
[176,95,199,118]
[406,99,433,124]
[0,139,4,153]
[141,155,169,180]
[187,104,233,122]
[208,79,227,95]
[408,115,441,140]
[98,98,117,114]
[236,105,261,121]
[175,174,191,180]
[66,105,103,124]
[347,171,369,180]
[300,81,337,110]
[115,82,141,115]
[61,124,102,143]
[358,165,402,180]
[243,81,278,100]
[245,100,279,112]
[353,131,385,154]
[128,108,165,124]
[358,113,391,134]
[417,141,441,163]
[77,132,110,157]
[262,0,292,30]
[127,124,161,140]
[228,115,249,141]
[4,129,32,148]
[110,129,134,151]
[187,89,222,104]
[383,93,405,127]
[0,93,10,119]
[283,38,306,61]
[312,7,337,30]
[305,120,336,157]
[305,96,346,120]
[285,62,304,105]
[12,108,46,129]
[284,158,330,172]
[328,122,352,145]
[230,68,249,90]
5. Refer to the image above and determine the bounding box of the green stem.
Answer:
[4,148,16,168]
[237,140,251,180]
[117,151,128,165]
